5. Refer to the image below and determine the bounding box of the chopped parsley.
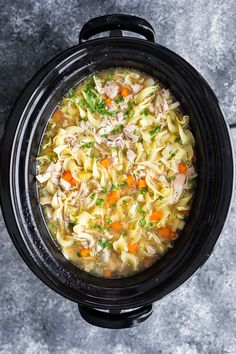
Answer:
[141,108,149,116]
[137,205,145,215]
[98,239,110,249]
[106,218,112,224]
[96,198,104,206]
[169,175,176,181]
[81,142,94,149]
[175,137,181,143]
[90,193,96,200]
[101,188,107,194]
[146,222,154,231]
[149,125,162,136]
[115,96,124,104]
[120,181,128,187]
[77,252,81,257]
[111,124,124,134]
[98,225,106,231]
[110,184,118,190]
[170,149,178,158]
[139,219,146,226]
[138,187,148,195]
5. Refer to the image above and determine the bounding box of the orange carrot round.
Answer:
[149,211,162,222]
[112,221,122,232]
[178,163,188,174]
[128,243,139,253]
[62,171,78,185]
[107,190,120,205]
[100,158,112,169]
[136,179,147,189]
[62,171,73,182]
[120,86,131,97]
[80,248,90,257]
[159,227,176,238]
[105,97,112,105]
[125,174,135,187]
[53,110,63,123]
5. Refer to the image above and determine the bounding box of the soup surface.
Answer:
[36,68,197,278]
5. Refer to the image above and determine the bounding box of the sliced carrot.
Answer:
[80,248,90,257]
[105,97,112,105]
[112,221,122,232]
[107,190,120,205]
[70,178,78,186]
[100,158,112,169]
[125,174,135,187]
[120,86,131,97]
[62,171,78,185]
[149,211,162,222]
[136,179,147,189]
[62,171,73,182]
[128,243,139,253]
[53,110,63,123]
[159,227,176,239]
[103,268,112,277]
[178,163,188,174]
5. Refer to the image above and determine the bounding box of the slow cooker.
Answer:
[0,14,234,328]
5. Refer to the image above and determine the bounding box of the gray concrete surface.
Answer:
[0,0,235,353]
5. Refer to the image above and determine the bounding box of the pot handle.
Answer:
[78,304,153,329]
[79,14,155,43]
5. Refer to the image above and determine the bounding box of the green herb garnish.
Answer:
[106,218,112,224]
[120,181,128,187]
[98,239,110,249]
[175,137,181,143]
[149,125,162,136]
[96,198,104,206]
[146,222,154,231]
[141,108,149,116]
[115,96,124,104]
[110,184,118,190]
[139,219,146,226]
[81,142,94,149]
[111,124,124,134]
[98,225,106,231]
[101,188,107,194]
[77,252,81,257]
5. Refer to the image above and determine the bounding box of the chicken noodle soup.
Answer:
[36,68,197,278]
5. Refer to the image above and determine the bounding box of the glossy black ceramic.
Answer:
[0,15,234,329]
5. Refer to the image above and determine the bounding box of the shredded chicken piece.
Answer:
[168,173,186,204]
[123,125,139,142]
[127,149,137,163]
[59,178,71,191]
[131,83,143,93]
[103,80,119,99]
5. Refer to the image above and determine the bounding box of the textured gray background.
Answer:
[0,1,236,353]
